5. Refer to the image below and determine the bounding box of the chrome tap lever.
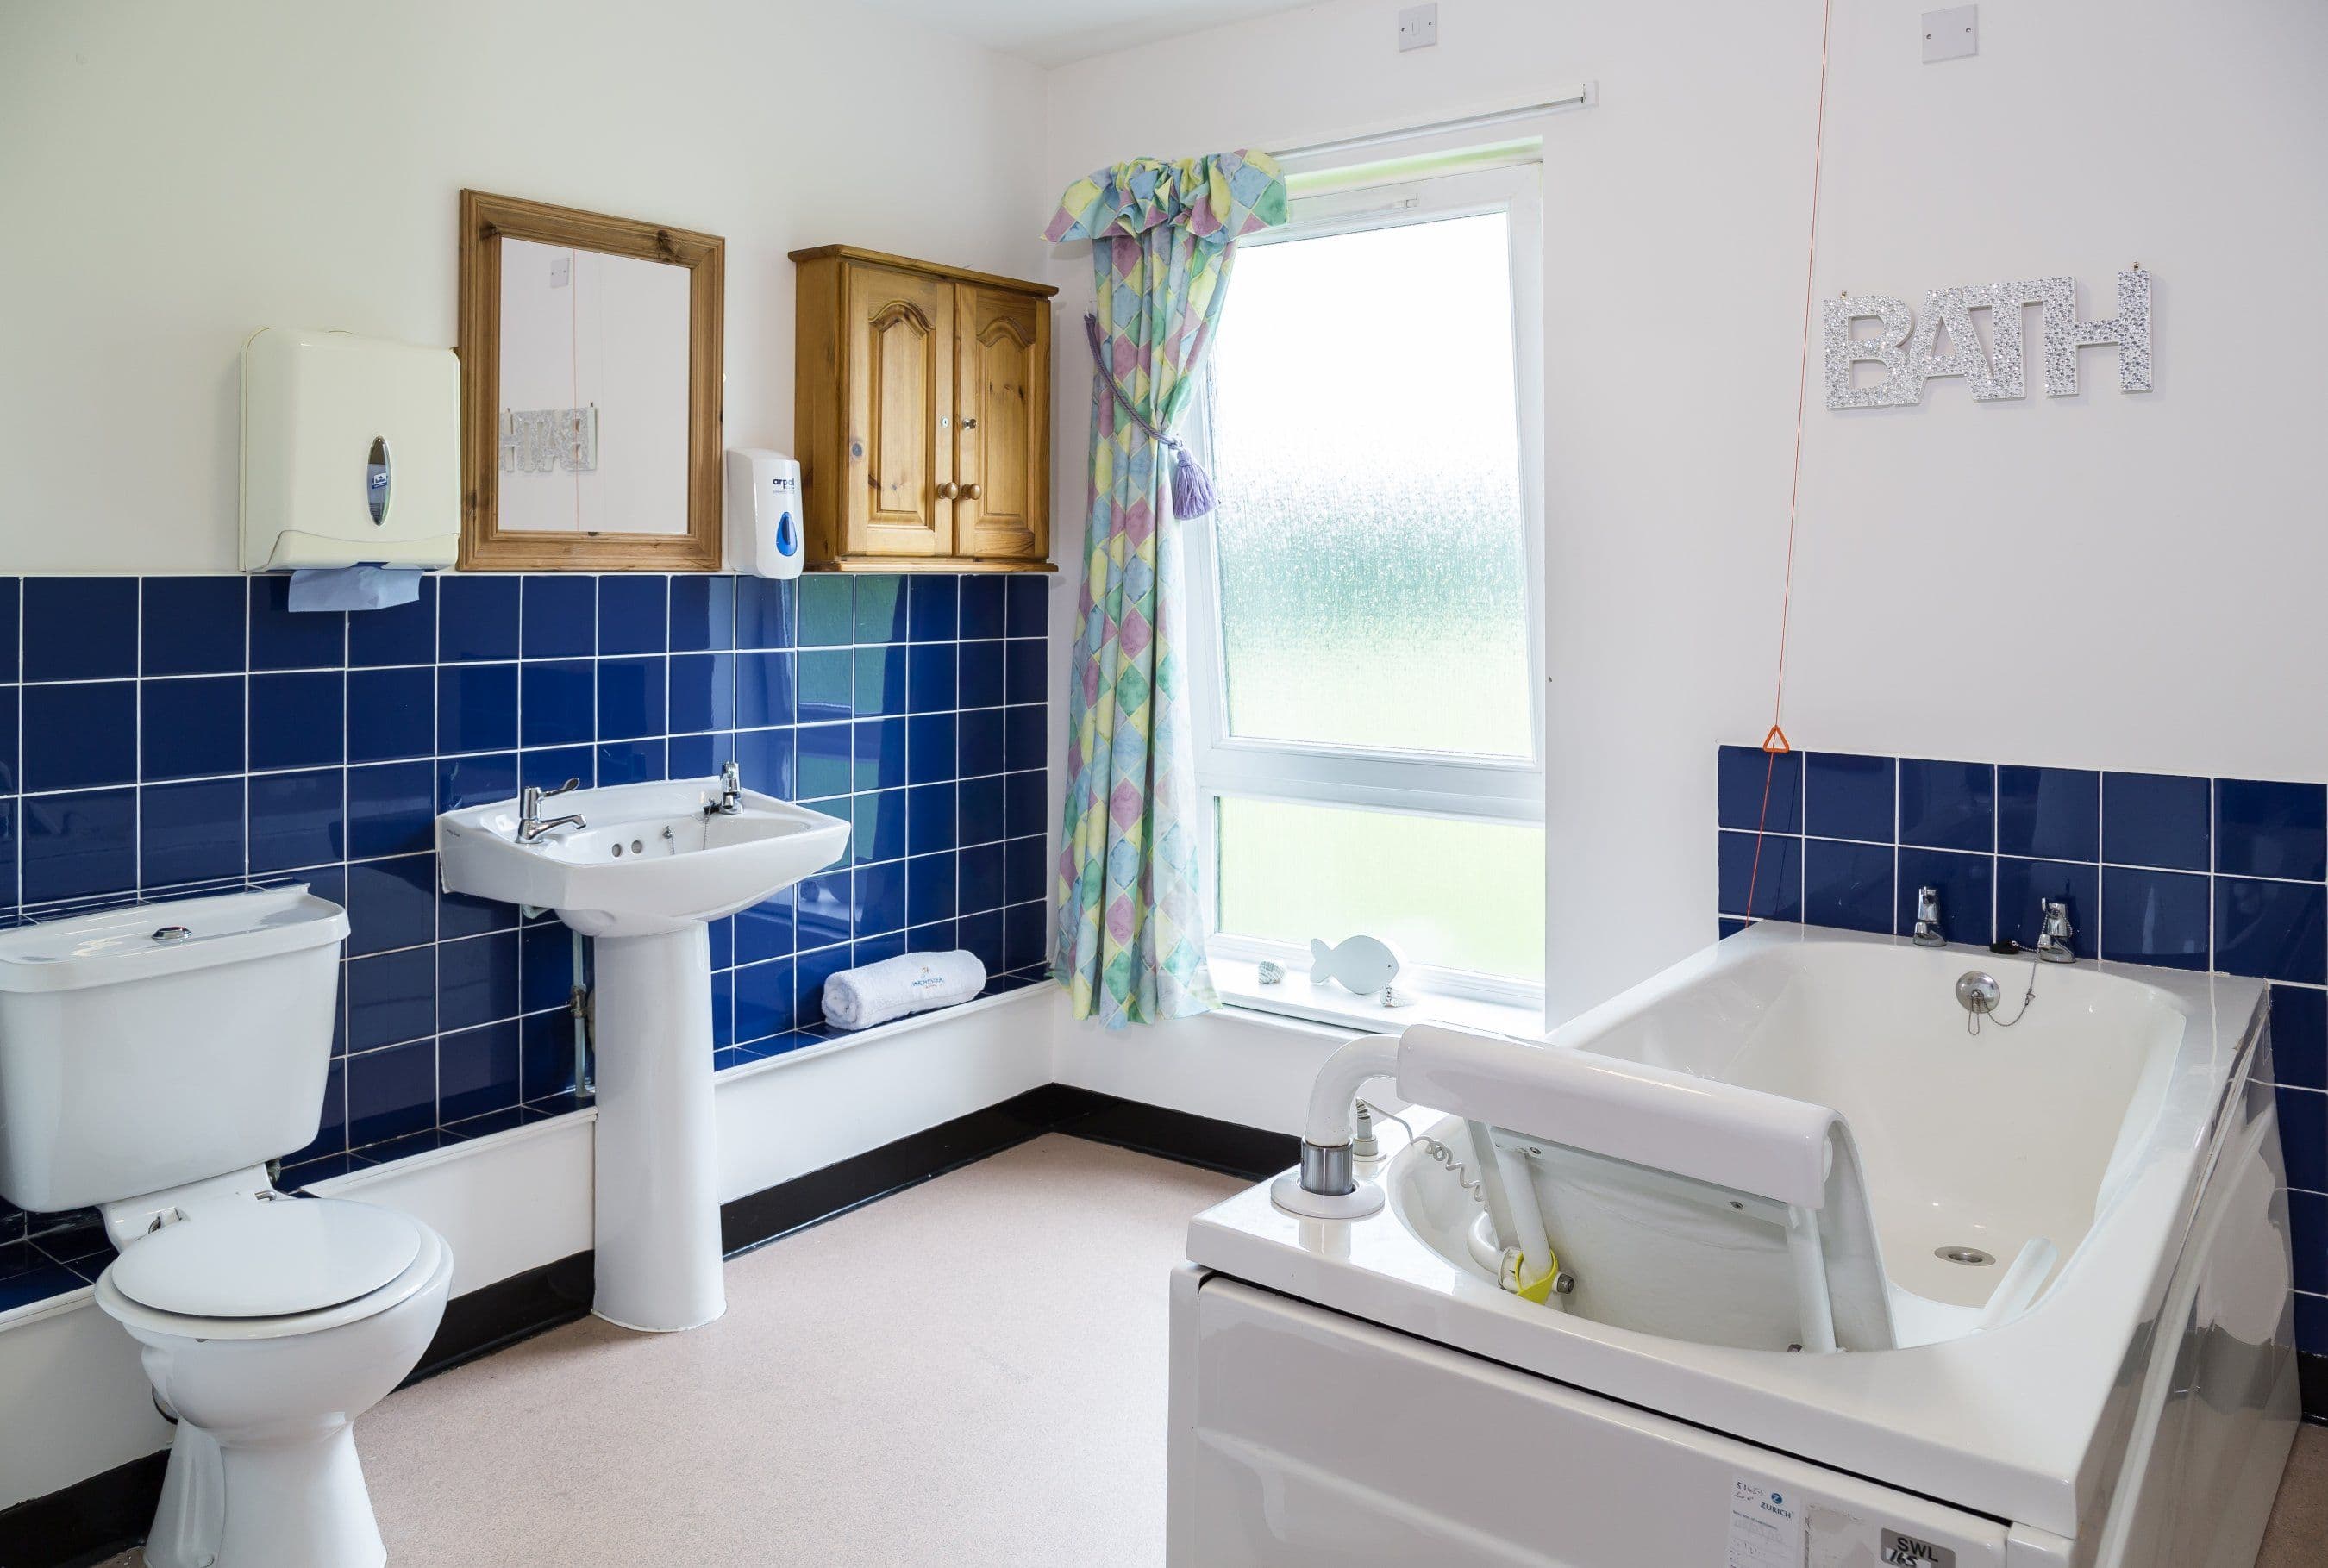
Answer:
[706,760,744,818]
[2036,899,2076,964]
[516,778,585,844]
[1912,884,1945,947]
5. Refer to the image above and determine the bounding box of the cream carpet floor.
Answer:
[97,1134,2326,1566]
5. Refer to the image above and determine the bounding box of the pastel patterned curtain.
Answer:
[1043,151,1286,1028]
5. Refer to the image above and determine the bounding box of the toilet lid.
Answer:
[108,1199,427,1319]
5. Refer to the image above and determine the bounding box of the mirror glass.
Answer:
[494,236,691,536]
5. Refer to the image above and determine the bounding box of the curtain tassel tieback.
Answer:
[1083,313,1217,520]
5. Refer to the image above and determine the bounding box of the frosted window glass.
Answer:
[1205,213,1532,759]
[1216,796,1545,982]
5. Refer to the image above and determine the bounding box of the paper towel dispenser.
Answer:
[241,328,462,572]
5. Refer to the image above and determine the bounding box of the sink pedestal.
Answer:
[589,925,724,1332]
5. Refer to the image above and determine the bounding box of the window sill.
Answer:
[1208,953,1545,1040]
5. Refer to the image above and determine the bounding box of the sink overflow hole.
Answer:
[1935,1246,1996,1266]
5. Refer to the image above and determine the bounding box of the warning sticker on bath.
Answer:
[1725,1476,1802,1567]
[1805,1502,1958,1568]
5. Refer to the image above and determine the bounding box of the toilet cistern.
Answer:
[437,776,849,1332]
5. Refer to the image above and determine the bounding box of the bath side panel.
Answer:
[1174,1275,2011,1567]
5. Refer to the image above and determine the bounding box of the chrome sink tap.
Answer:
[2037,899,2076,964]
[1912,884,1945,946]
[704,760,744,818]
[517,778,585,844]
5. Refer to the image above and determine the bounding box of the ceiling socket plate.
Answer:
[1922,4,1977,63]
[1398,3,1438,53]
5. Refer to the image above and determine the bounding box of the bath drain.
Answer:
[1935,1246,1996,1266]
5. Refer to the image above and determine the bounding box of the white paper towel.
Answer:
[286,565,423,611]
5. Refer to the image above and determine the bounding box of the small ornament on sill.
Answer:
[1308,934,1404,997]
[1256,959,1286,984]
[1380,985,1417,1009]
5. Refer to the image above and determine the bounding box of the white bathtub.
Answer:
[1169,923,2300,1567]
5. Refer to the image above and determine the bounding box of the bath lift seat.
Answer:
[1289,1024,2056,1352]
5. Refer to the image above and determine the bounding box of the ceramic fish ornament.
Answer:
[1309,934,1403,996]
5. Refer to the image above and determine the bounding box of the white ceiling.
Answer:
[861,0,1311,67]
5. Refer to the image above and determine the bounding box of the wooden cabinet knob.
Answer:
[935,481,959,500]
[960,483,981,500]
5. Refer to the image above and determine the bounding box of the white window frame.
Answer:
[1183,160,1549,1023]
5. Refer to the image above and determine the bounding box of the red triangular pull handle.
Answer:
[1761,724,1792,754]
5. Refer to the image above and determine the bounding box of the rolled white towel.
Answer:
[822,950,988,1031]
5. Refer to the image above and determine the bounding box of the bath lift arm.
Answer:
[1273,1034,1403,1220]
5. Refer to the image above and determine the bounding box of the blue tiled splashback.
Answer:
[1716,745,2328,1380]
[0,571,1054,1310]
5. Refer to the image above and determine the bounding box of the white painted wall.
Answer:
[0,0,1049,573]
[1042,0,2328,1026]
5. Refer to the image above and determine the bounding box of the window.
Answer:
[1188,161,1546,1014]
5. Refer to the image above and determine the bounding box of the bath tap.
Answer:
[1912,884,1945,946]
[2036,899,2075,964]
[516,778,585,844]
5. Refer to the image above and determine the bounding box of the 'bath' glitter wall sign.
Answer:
[1824,269,2150,409]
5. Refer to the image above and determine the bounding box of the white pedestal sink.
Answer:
[437,777,849,1331]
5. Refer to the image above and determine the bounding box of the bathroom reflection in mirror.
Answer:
[458,191,723,571]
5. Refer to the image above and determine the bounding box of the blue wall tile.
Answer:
[0,578,17,683]
[958,640,1004,709]
[798,724,850,798]
[439,1020,522,1123]
[250,672,343,770]
[907,714,956,786]
[347,1040,435,1146]
[440,931,521,1032]
[522,575,596,659]
[347,577,435,667]
[141,577,247,676]
[598,657,666,740]
[1005,836,1047,906]
[2278,1086,2325,1194]
[2217,779,2327,882]
[960,841,1005,913]
[1804,838,1893,934]
[909,643,958,715]
[735,651,792,729]
[597,576,667,654]
[249,768,344,871]
[732,577,792,651]
[141,677,243,782]
[141,778,245,887]
[854,576,907,645]
[1804,753,1893,842]
[439,577,519,662]
[959,709,1004,778]
[347,946,436,1052]
[22,789,135,903]
[26,681,136,790]
[438,665,517,753]
[960,577,1004,640]
[854,646,904,715]
[248,577,342,671]
[957,776,1003,844]
[1896,847,1993,947]
[1005,640,1048,706]
[1006,576,1048,639]
[347,666,435,764]
[2215,877,2326,985]
[2103,772,2210,871]
[1005,706,1046,774]
[798,649,851,723]
[909,576,958,642]
[1997,765,2099,863]
[673,574,737,652]
[0,690,15,795]
[347,854,437,956]
[24,578,137,680]
[1718,832,1805,921]
[2275,984,2328,1092]
[855,717,906,791]
[347,761,435,859]
[521,660,593,747]
[734,726,793,796]
[2101,865,2211,971]
[799,577,852,646]
[1899,759,1994,853]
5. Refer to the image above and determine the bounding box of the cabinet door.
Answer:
[844,264,955,559]
[954,284,1048,560]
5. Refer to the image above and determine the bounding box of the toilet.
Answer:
[0,886,452,1568]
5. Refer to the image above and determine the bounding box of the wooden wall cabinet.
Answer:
[791,246,1056,573]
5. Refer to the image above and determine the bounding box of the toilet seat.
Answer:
[110,1198,427,1319]
[97,1204,447,1341]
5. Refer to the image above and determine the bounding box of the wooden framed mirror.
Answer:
[458,190,723,571]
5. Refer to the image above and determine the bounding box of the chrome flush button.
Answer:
[152,926,192,943]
